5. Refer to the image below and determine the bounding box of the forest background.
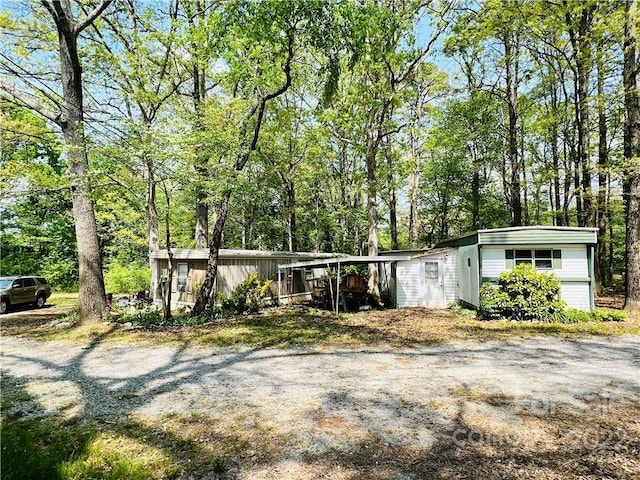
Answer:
[1,0,638,320]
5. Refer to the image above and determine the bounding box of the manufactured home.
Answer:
[390,226,597,310]
[149,249,334,308]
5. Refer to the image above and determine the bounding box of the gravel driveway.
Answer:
[2,334,639,478]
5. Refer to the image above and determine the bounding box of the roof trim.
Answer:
[277,255,412,270]
[150,248,337,261]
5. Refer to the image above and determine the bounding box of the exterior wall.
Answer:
[395,250,457,308]
[480,244,591,310]
[457,245,479,307]
[442,251,458,305]
[560,282,591,310]
[395,259,423,307]
[152,255,328,307]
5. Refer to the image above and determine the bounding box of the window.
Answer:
[506,249,561,270]
[424,262,439,281]
[177,264,188,292]
[515,249,532,265]
[22,278,36,287]
[534,250,552,269]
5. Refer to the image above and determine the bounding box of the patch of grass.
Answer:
[6,303,640,347]
[48,293,79,309]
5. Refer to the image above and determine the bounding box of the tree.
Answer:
[1,0,113,322]
[191,0,329,316]
[85,0,182,258]
[326,0,452,303]
[623,0,640,311]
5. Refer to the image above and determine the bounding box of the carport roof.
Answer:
[277,255,411,270]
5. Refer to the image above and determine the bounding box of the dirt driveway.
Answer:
[2,329,639,479]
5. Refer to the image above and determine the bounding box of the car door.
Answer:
[11,279,26,304]
[22,277,37,303]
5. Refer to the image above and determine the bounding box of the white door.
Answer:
[423,260,444,307]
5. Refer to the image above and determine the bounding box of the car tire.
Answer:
[36,294,46,308]
[0,298,8,314]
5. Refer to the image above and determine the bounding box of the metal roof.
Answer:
[277,255,412,270]
[150,248,336,261]
[436,226,598,248]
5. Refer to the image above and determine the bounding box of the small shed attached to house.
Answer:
[436,226,598,310]
[392,248,458,308]
[149,249,334,308]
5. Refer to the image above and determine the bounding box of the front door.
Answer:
[423,260,444,307]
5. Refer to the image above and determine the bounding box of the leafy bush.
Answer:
[593,309,626,322]
[478,283,511,320]
[104,261,150,294]
[551,308,593,323]
[479,263,565,321]
[221,273,273,315]
[551,308,626,323]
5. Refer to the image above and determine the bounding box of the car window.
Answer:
[0,279,12,289]
[12,279,23,288]
[36,277,48,285]
[23,278,36,287]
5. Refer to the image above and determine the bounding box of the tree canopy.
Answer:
[1,0,638,317]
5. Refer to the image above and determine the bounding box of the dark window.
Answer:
[35,277,48,285]
[515,250,533,265]
[12,279,23,288]
[534,250,552,269]
[177,264,188,292]
[22,278,36,287]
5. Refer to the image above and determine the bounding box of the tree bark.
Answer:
[623,0,640,311]
[596,50,608,292]
[566,3,595,227]
[42,0,112,323]
[408,84,424,247]
[504,31,522,226]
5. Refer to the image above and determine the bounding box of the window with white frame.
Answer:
[506,249,561,270]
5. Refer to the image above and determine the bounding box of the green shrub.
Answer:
[221,273,273,315]
[551,308,626,323]
[593,309,626,322]
[478,283,511,320]
[479,263,565,321]
[551,308,593,323]
[104,261,150,295]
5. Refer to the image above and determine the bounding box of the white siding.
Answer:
[480,245,592,311]
[552,246,588,278]
[561,282,591,310]
[396,260,423,307]
[481,247,508,278]
[458,245,479,307]
[481,245,588,280]
[443,251,458,305]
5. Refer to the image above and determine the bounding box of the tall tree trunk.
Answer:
[408,85,424,247]
[596,50,608,292]
[162,182,173,324]
[188,0,209,249]
[385,141,399,251]
[566,3,595,227]
[286,180,297,252]
[551,87,563,226]
[366,139,383,305]
[623,0,640,311]
[43,0,112,323]
[504,33,522,226]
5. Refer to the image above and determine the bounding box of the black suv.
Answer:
[0,276,51,314]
